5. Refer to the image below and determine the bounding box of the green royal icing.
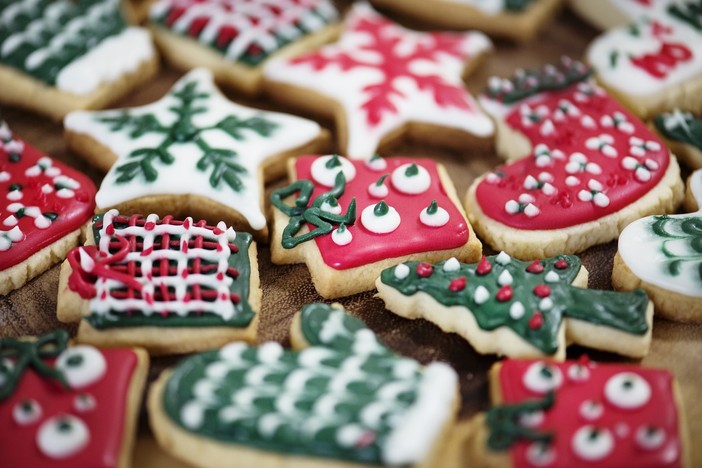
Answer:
[668,0,702,32]
[98,78,277,190]
[379,254,649,355]
[0,0,126,85]
[162,303,438,464]
[651,215,702,281]
[85,213,255,329]
[486,391,554,451]
[654,109,702,151]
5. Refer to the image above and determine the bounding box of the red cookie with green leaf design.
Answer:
[0,120,96,295]
[465,57,684,260]
[0,331,149,467]
[467,358,690,467]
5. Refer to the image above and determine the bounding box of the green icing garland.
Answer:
[654,109,702,151]
[379,254,649,355]
[162,303,441,464]
[486,391,554,451]
[651,215,702,282]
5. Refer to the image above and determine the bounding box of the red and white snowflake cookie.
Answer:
[468,358,690,467]
[465,58,684,259]
[0,120,96,295]
[270,154,482,298]
[0,331,149,467]
[263,2,494,160]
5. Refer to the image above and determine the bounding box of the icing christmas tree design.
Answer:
[64,68,323,233]
[157,303,457,466]
[377,252,651,358]
[263,2,494,159]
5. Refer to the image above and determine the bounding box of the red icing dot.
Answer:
[141,246,153,257]
[533,285,551,298]
[160,310,169,318]
[416,262,433,278]
[106,224,115,236]
[216,272,225,281]
[144,222,156,231]
[476,256,492,275]
[449,276,467,292]
[555,259,568,269]
[529,311,544,329]
[526,260,544,274]
[181,269,188,278]
[496,285,513,302]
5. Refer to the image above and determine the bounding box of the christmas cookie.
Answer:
[148,302,459,467]
[270,154,482,298]
[0,0,159,120]
[612,169,702,322]
[56,209,261,355]
[587,1,702,118]
[0,330,149,467]
[466,358,690,467]
[376,252,653,360]
[466,58,684,259]
[263,2,494,160]
[0,120,96,296]
[654,109,702,169]
[148,0,340,96]
[569,0,671,30]
[64,68,328,239]
[369,0,563,42]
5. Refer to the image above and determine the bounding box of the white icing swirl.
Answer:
[390,163,431,194]
[604,372,651,409]
[311,155,356,187]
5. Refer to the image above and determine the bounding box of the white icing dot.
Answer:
[74,394,97,413]
[474,286,489,305]
[567,363,590,382]
[311,155,356,187]
[524,203,540,217]
[566,176,581,186]
[34,216,51,229]
[510,301,525,319]
[219,342,248,362]
[4,215,18,227]
[544,271,560,283]
[442,257,460,272]
[526,442,556,466]
[41,184,54,194]
[332,227,353,246]
[541,183,557,196]
[320,200,342,215]
[523,362,563,394]
[0,171,9,182]
[636,426,666,450]
[519,410,544,428]
[394,263,410,280]
[37,415,90,459]
[390,163,431,195]
[571,426,614,461]
[258,342,284,364]
[593,193,610,208]
[579,400,603,421]
[365,156,387,171]
[361,203,401,234]
[55,345,106,389]
[616,423,630,438]
[495,251,511,265]
[498,270,513,286]
[336,424,365,447]
[505,200,520,214]
[13,399,42,425]
[539,298,554,311]
[181,401,205,429]
[518,193,535,204]
[7,190,22,201]
[368,181,388,198]
[419,205,449,227]
[604,372,651,409]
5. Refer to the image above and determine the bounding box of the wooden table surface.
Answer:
[1,1,700,466]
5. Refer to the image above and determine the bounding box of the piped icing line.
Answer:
[263,2,494,160]
[64,68,321,231]
[160,303,458,465]
[0,0,155,95]
[149,0,338,66]
[618,168,702,297]
[476,58,671,231]
[489,359,684,467]
[64,210,256,329]
[654,108,702,151]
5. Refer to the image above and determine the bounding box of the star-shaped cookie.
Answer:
[64,68,328,239]
[263,2,494,160]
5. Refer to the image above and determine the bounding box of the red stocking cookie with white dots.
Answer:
[466,58,684,259]
[263,2,494,160]
[467,359,690,467]
[0,331,149,467]
[270,154,482,298]
[0,120,96,295]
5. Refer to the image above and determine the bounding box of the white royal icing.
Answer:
[361,202,401,234]
[394,263,410,279]
[12,399,42,425]
[443,257,460,272]
[419,204,449,227]
[522,361,563,394]
[37,415,90,459]
[579,399,604,421]
[391,163,431,195]
[55,345,106,389]
[604,372,652,409]
[311,155,357,187]
[331,226,353,246]
[635,425,667,450]
[572,425,614,461]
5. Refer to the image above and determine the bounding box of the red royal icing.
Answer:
[0,125,96,271]
[498,359,682,467]
[294,156,469,270]
[476,82,669,230]
[0,348,138,467]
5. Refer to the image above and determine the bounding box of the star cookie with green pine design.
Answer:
[148,302,459,467]
[376,251,653,360]
[64,68,328,239]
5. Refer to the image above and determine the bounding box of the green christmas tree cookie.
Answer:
[376,252,653,360]
[148,303,458,467]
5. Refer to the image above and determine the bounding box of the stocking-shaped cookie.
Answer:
[57,209,260,354]
[613,169,702,322]
[0,331,148,466]
[467,359,688,467]
[148,303,458,467]
[376,252,652,360]
[263,2,494,160]
[466,58,683,259]
[0,120,96,295]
